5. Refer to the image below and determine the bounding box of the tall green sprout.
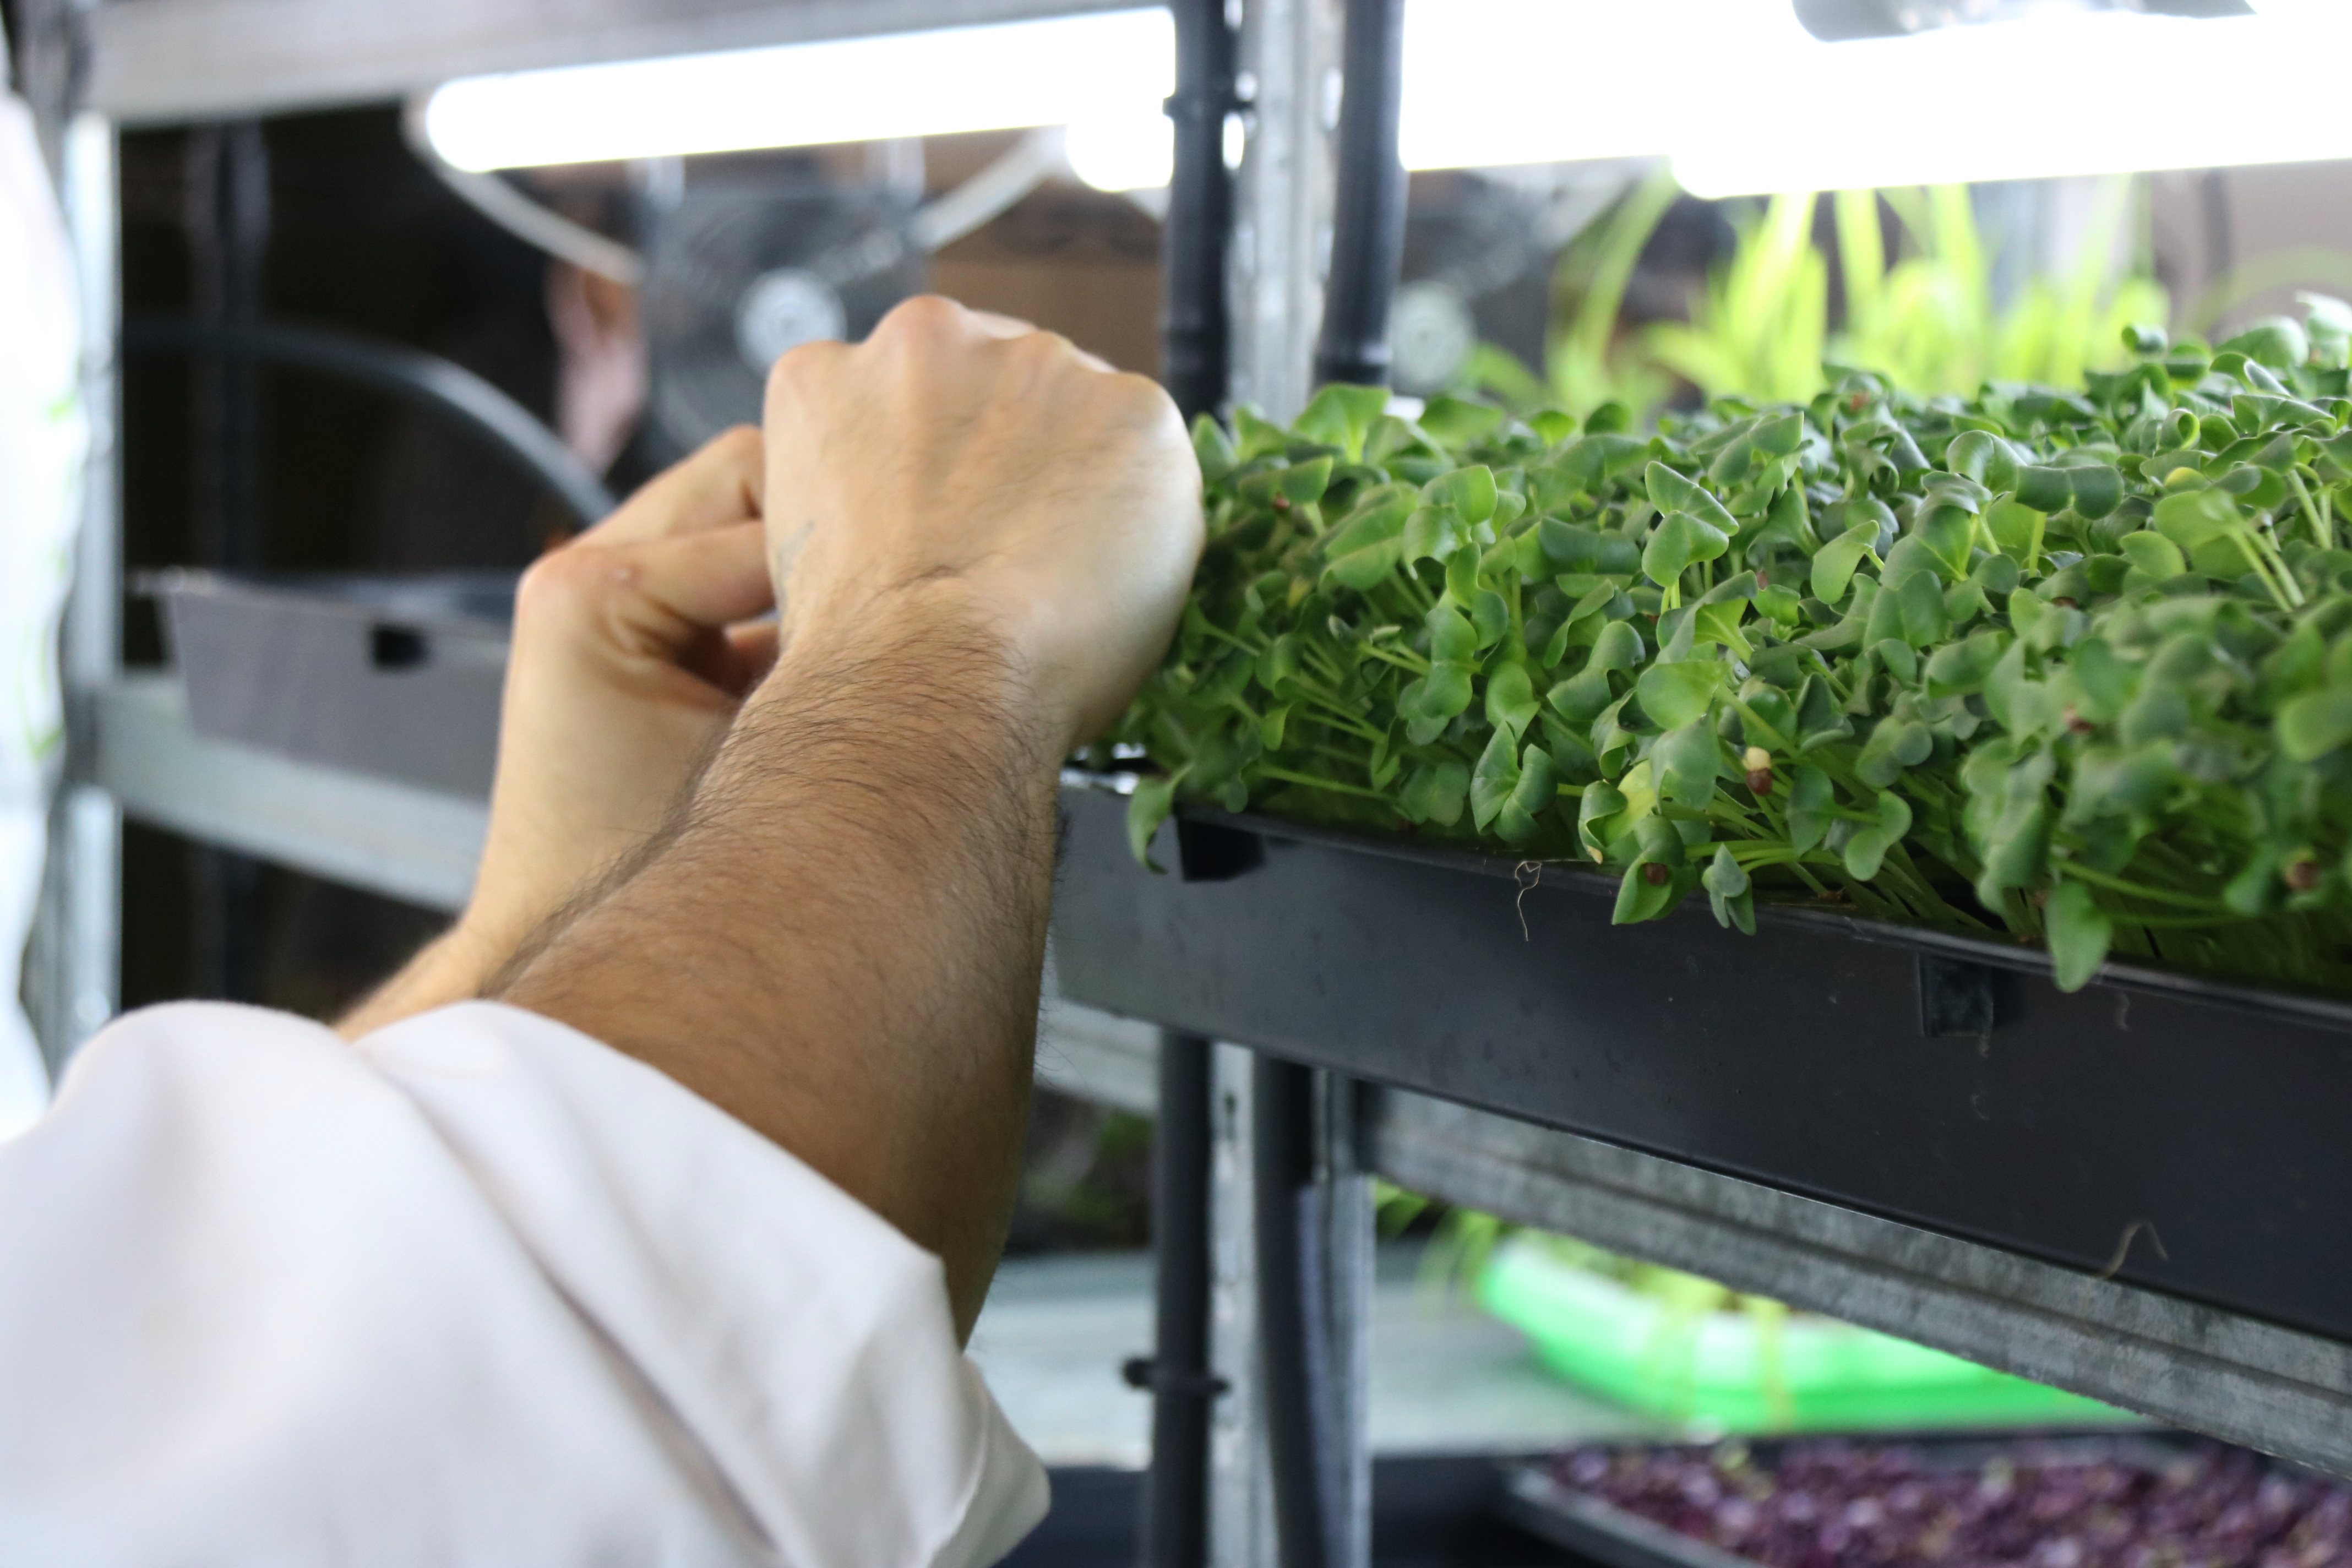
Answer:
[1472,175,2170,413]
[1839,180,2169,396]
[1544,169,1683,417]
[1649,190,1831,405]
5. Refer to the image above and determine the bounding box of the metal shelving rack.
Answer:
[22,2,2352,1566]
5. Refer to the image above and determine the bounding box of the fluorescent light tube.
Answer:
[1397,0,1810,173]
[421,0,2352,201]
[1397,1,2352,193]
[422,9,1173,172]
[1066,112,1174,193]
[1673,9,2352,198]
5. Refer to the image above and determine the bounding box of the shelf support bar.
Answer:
[1365,1087,2352,1480]
[1232,0,1341,426]
[28,108,122,1070]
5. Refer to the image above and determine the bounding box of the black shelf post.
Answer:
[1311,0,1407,391]
[1161,0,1239,426]
[1138,3,1241,1565]
[1135,1031,1220,1568]
[1256,2,1412,1564]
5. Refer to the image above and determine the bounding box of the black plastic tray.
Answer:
[153,570,513,797]
[1048,780,2352,1345]
[1500,1464,1755,1568]
[1494,1438,2191,1568]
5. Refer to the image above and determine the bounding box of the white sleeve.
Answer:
[0,1000,1048,1568]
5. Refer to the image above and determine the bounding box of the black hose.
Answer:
[123,317,617,529]
[1311,0,1409,390]
[1134,1032,1219,1568]
[1161,0,1239,423]
[1254,1053,1341,1568]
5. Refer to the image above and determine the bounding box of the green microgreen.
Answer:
[1108,312,2352,995]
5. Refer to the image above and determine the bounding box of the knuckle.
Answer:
[517,543,616,619]
[765,337,842,394]
[710,423,763,461]
[1031,325,1082,356]
[902,293,963,325]
[1104,371,1184,429]
[878,293,962,340]
[1109,368,1171,405]
[709,423,767,481]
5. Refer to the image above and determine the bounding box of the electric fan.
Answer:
[640,178,926,453]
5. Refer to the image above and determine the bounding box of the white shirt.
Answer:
[0,1000,1049,1565]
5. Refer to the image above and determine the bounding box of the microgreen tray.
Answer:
[1049,778,2352,1346]
[1477,1237,2122,1433]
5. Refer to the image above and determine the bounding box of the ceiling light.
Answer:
[420,0,2352,205]
[1398,0,1808,173]
[421,9,1173,172]
[1672,8,2352,197]
[1068,112,1173,194]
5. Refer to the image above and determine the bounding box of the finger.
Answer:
[705,620,782,695]
[533,522,776,676]
[622,521,776,636]
[587,426,764,545]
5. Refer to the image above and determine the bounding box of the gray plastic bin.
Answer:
[153,570,514,799]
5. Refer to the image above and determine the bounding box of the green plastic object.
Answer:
[1478,1237,2125,1434]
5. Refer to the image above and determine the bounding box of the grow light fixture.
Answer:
[419,0,2352,199]
[1064,112,1176,194]
[420,9,1174,171]
[419,0,1755,184]
[1387,0,2352,193]
[1672,4,2352,198]
[1395,0,1809,174]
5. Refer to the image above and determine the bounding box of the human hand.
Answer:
[488,298,1201,1327]
[471,426,776,949]
[339,429,773,1037]
[758,296,1201,754]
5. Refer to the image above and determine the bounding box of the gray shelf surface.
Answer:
[95,673,487,913]
[971,1248,1671,1471]
[1364,1090,2352,1477]
[89,0,1148,124]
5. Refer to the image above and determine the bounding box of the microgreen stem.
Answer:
[1357,644,1433,677]
[1197,620,1266,657]
[1784,861,1833,898]
[2108,912,2247,930]
[2056,861,2229,911]
[1310,741,1376,772]
[1731,696,1799,754]
[1256,766,1395,803]
[2289,467,2332,552]
[2232,518,2304,610]
[1300,642,1351,687]
[1300,707,1386,744]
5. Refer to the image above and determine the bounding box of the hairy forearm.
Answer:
[492,600,1060,1337]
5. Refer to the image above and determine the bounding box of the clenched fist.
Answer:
[758,296,1201,754]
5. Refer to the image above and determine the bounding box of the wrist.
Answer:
[334,917,513,1040]
[440,906,532,981]
[752,580,1069,769]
